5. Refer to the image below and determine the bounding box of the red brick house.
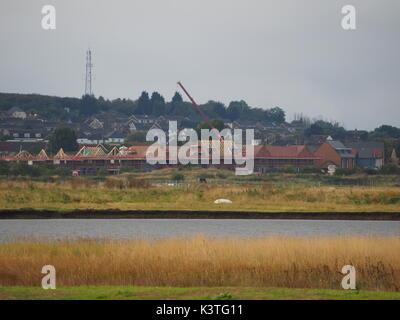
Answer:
[314,139,355,169]
[254,145,318,172]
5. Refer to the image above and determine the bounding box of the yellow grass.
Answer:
[1,236,399,291]
[0,180,399,212]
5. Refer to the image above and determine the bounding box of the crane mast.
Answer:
[177,81,223,141]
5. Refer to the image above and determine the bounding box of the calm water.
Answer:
[0,219,399,241]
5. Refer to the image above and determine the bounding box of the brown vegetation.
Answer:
[0,236,399,291]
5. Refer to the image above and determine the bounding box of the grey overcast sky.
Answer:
[0,0,399,130]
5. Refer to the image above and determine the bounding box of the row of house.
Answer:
[0,137,392,175]
[1,106,307,146]
[0,108,185,144]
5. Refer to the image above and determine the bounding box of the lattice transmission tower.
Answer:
[85,49,93,96]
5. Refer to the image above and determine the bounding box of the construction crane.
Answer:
[177,81,223,141]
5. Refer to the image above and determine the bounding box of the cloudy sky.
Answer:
[0,0,399,130]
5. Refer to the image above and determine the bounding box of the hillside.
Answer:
[0,91,285,125]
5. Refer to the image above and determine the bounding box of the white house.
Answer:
[7,107,27,119]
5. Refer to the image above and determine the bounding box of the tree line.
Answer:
[0,92,285,125]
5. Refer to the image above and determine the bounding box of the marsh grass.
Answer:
[0,179,399,212]
[0,236,399,291]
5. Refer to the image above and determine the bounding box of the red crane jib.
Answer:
[177,81,223,141]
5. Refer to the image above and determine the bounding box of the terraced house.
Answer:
[314,139,355,169]
[1,142,320,175]
[253,145,319,172]
[0,137,388,175]
[345,141,384,168]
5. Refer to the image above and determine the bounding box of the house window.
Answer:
[24,133,30,138]
[35,133,41,138]
[13,133,19,137]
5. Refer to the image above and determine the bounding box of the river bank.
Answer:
[1,209,400,220]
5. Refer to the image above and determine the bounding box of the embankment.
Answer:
[0,209,399,220]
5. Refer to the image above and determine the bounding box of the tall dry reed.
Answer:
[0,236,399,291]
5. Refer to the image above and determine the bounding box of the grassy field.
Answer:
[1,236,399,291]
[1,286,400,300]
[0,169,400,212]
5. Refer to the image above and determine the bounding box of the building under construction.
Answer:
[2,143,319,175]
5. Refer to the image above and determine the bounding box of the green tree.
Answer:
[80,94,99,116]
[196,119,226,136]
[136,91,151,115]
[166,91,197,118]
[306,122,324,135]
[201,101,227,119]
[171,92,183,104]
[168,92,184,115]
[378,138,400,162]
[150,92,166,116]
[304,120,346,139]
[227,100,249,121]
[267,107,286,123]
[126,131,147,143]
[47,127,79,154]
[370,125,400,139]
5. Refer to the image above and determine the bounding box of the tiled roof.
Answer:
[346,141,384,150]
[254,145,315,158]
[6,107,24,114]
[327,140,355,158]
[346,142,384,159]
[327,140,347,149]
[126,145,151,158]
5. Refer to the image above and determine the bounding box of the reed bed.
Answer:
[0,236,399,291]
